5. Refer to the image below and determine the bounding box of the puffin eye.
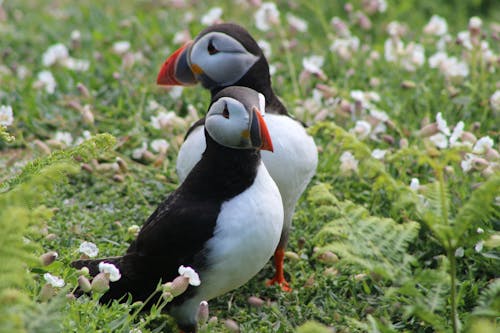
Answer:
[222,105,230,119]
[207,40,219,55]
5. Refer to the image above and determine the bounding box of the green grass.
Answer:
[1,0,499,332]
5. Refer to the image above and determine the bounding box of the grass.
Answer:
[1,0,499,332]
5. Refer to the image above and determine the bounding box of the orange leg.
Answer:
[265,248,291,292]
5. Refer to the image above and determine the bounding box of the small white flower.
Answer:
[44,273,65,288]
[302,55,324,75]
[469,16,482,30]
[449,121,464,147]
[168,86,184,100]
[36,70,57,94]
[150,139,169,153]
[0,105,14,126]
[132,142,148,160]
[178,265,201,286]
[254,2,280,31]
[410,178,420,191]
[477,227,484,234]
[490,91,500,112]
[79,241,99,258]
[42,43,69,67]
[423,15,448,36]
[429,52,469,78]
[455,247,464,257]
[461,153,475,172]
[429,133,448,149]
[62,58,90,72]
[369,109,389,122]
[386,21,405,37]
[436,112,450,136]
[330,36,360,61]
[473,136,494,154]
[351,120,372,140]
[99,262,121,282]
[428,51,448,68]
[371,149,387,160]
[201,7,222,26]
[339,151,358,173]
[257,40,272,59]
[474,240,484,252]
[331,16,351,38]
[71,30,81,41]
[457,31,472,50]
[113,41,131,55]
[286,13,308,32]
[151,111,177,129]
[54,131,73,146]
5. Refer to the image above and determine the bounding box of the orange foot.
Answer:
[265,248,292,292]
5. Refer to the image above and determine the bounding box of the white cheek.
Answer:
[197,53,259,85]
[206,117,247,149]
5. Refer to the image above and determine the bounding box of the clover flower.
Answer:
[79,241,99,258]
[98,262,121,282]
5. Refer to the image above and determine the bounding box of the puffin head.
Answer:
[205,86,273,152]
[157,23,268,92]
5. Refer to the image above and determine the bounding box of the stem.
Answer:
[276,25,301,99]
[448,248,458,333]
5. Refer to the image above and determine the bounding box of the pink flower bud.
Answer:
[318,251,339,264]
[196,300,209,324]
[170,276,189,297]
[40,283,55,302]
[418,123,439,137]
[224,319,240,332]
[247,296,265,307]
[91,272,110,293]
[161,291,174,303]
[78,275,92,292]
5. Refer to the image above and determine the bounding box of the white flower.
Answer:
[477,227,484,234]
[455,247,464,257]
[369,109,389,122]
[0,105,14,126]
[351,120,372,140]
[201,7,222,26]
[410,178,420,191]
[474,240,484,252]
[254,2,280,31]
[384,39,425,71]
[151,111,178,129]
[178,265,201,286]
[330,36,360,60]
[461,153,475,172]
[113,41,131,54]
[386,21,405,37]
[168,86,184,100]
[54,131,73,146]
[384,38,403,62]
[331,16,351,38]
[302,55,324,75]
[430,133,448,149]
[340,151,358,173]
[473,136,494,154]
[150,139,169,153]
[44,273,65,288]
[428,52,448,68]
[371,149,387,160]
[449,121,464,147]
[490,91,500,112]
[42,43,69,67]
[376,0,387,12]
[132,142,148,159]
[429,52,468,78]
[469,16,482,30]
[99,262,121,282]
[79,241,99,257]
[71,30,81,41]
[286,13,307,32]
[257,40,272,58]
[457,31,472,50]
[62,58,90,72]
[423,15,448,36]
[436,112,450,136]
[350,90,380,110]
[36,70,57,94]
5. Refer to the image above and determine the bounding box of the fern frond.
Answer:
[472,278,500,318]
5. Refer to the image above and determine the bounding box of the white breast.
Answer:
[176,114,318,232]
[169,163,283,325]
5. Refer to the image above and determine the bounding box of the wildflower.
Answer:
[128,225,140,237]
[386,21,406,37]
[78,275,92,292]
[42,43,69,67]
[54,131,73,146]
[44,273,65,288]
[196,301,209,324]
[132,142,148,160]
[169,86,184,100]
[71,30,81,42]
[362,0,387,14]
[62,57,90,71]
[423,15,448,36]
[371,149,387,160]
[477,227,484,234]
[457,31,472,50]
[286,13,308,32]
[113,41,131,55]
[330,36,360,61]
[473,136,494,154]
[99,262,121,282]
[436,112,450,135]
[201,7,222,26]
[468,16,482,33]
[429,52,468,78]
[79,241,99,258]
[461,153,475,172]
[150,139,169,154]
[339,151,358,173]
[178,265,201,286]
[330,16,350,37]
[248,296,265,307]
[36,70,57,94]
[257,40,272,58]
[455,247,464,257]
[429,133,448,149]
[150,111,185,130]
[254,2,280,31]
[224,319,240,332]
[449,121,464,147]
[475,240,484,252]
[0,105,13,126]
[172,30,191,45]
[351,120,372,140]
[384,39,425,71]
[490,91,500,111]
[409,178,420,191]
[91,272,110,293]
[302,55,325,76]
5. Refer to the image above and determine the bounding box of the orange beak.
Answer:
[253,107,273,152]
[156,41,196,86]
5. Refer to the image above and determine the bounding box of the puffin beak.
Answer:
[250,106,273,152]
[156,41,198,86]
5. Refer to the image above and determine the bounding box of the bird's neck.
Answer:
[182,131,261,200]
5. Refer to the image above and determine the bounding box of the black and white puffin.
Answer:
[72,86,283,332]
[157,23,318,290]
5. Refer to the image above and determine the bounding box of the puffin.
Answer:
[156,23,318,290]
[72,86,283,332]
